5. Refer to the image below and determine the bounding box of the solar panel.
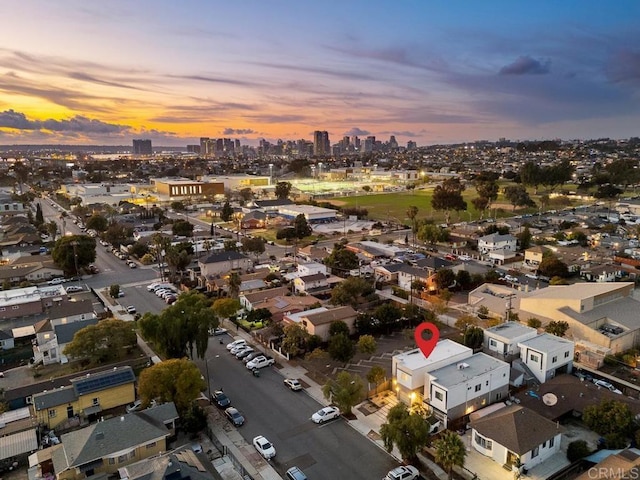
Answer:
[73,369,135,396]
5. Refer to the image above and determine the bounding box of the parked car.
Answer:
[211,390,231,408]
[284,378,303,391]
[311,406,340,424]
[209,327,228,336]
[226,339,247,351]
[126,305,137,314]
[285,467,308,480]
[65,285,83,293]
[126,400,143,413]
[252,435,276,459]
[224,407,245,426]
[242,351,262,364]
[231,344,251,355]
[384,465,420,480]
[246,355,275,370]
[594,379,622,394]
[165,295,177,304]
[235,347,255,360]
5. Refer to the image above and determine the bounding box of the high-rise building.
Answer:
[132,139,152,155]
[313,130,330,156]
[389,135,398,149]
[407,140,417,150]
[187,144,201,153]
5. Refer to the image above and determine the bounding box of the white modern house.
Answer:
[426,353,511,429]
[484,322,538,359]
[471,405,563,472]
[518,333,574,384]
[392,340,473,406]
[478,233,517,264]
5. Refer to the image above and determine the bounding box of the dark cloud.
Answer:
[222,128,256,135]
[499,56,551,75]
[0,109,129,133]
[343,127,370,136]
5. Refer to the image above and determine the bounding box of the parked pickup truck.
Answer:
[246,355,275,370]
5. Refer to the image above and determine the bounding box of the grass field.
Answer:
[325,189,518,224]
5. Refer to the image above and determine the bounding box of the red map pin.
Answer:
[414,322,440,359]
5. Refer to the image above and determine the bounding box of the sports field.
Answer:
[326,188,520,224]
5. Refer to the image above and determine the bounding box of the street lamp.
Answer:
[70,240,80,285]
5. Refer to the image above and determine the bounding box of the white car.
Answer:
[504,274,518,283]
[226,339,247,351]
[594,379,622,394]
[384,465,420,480]
[252,435,276,459]
[126,305,137,314]
[458,254,471,261]
[48,277,65,285]
[232,345,252,356]
[525,273,539,280]
[284,378,303,391]
[311,406,340,424]
[246,355,275,370]
[65,285,83,293]
[126,400,143,413]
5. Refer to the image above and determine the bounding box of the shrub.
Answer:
[567,440,591,462]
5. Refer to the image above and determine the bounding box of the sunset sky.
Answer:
[1,1,639,147]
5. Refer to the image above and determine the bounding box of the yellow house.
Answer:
[524,246,547,267]
[32,366,136,430]
[49,402,179,480]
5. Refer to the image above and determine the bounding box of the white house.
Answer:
[0,330,14,350]
[426,353,510,428]
[478,233,517,254]
[484,322,538,358]
[293,273,328,294]
[518,333,574,384]
[392,340,473,406]
[471,405,563,472]
[397,265,431,292]
[297,262,327,277]
[33,317,99,365]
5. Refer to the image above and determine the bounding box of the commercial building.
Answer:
[132,139,152,155]
[277,204,337,223]
[152,178,224,199]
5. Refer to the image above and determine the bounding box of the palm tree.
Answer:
[434,430,466,480]
[406,206,419,246]
[227,272,241,298]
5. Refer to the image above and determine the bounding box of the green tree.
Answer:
[139,292,217,359]
[221,201,234,222]
[406,205,419,244]
[431,178,467,224]
[527,317,542,329]
[374,303,403,332]
[282,323,310,356]
[128,242,150,259]
[51,235,96,275]
[357,335,377,355]
[212,298,240,319]
[463,326,484,349]
[321,371,364,416]
[324,245,359,272]
[416,223,450,244]
[330,277,374,307]
[102,223,133,247]
[455,314,478,332]
[137,358,206,414]
[583,399,635,440]
[63,319,136,364]
[539,251,569,278]
[366,365,386,387]
[518,225,532,250]
[293,214,312,239]
[519,161,543,194]
[181,404,208,435]
[504,185,535,210]
[329,320,350,337]
[434,268,456,291]
[328,333,355,363]
[46,220,59,240]
[227,272,242,298]
[434,430,467,480]
[275,181,292,199]
[224,239,240,252]
[241,236,265,261]
[172,219,194,237]
[380,403,431,461]
[86,214,109,232]
[109,284,121,298]
[35,203,44,225]
[544,320,569,337]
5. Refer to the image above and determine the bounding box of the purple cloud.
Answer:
[343,127,370,136]
[223,128,256,135]
[606,49,640,86]
[499,56,551,75]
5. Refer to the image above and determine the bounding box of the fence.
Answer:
[205,425,254,480]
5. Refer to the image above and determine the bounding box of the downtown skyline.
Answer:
[1,1,639,147]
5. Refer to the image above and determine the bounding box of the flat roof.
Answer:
[485,322,538,340]
[430,353,508,388]
[518,333,573,351]
[394,340,471,371]
[522,282,633,302]
[279,205,337,214]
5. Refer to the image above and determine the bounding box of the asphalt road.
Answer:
[198,335,399,480]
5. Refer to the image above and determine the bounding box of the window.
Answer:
[129,451,135,459]
[118,455,127,463]
[489,339,497,347]
[532,447,539,458]
[474,432,493,450]
[530,354,539,363]
[12,305,19,310]
[434,391,443,401]
[496,392,502,400]
[146,442,157,449]
[48,409,57,418]
[549,436,555,448]
[0,307,5,312]
[564,351,570,358]
[92,398,99,406]
[552,356,558,363]
[475,384,481,392]
[542,440,547,448]
[108,458,115,465]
